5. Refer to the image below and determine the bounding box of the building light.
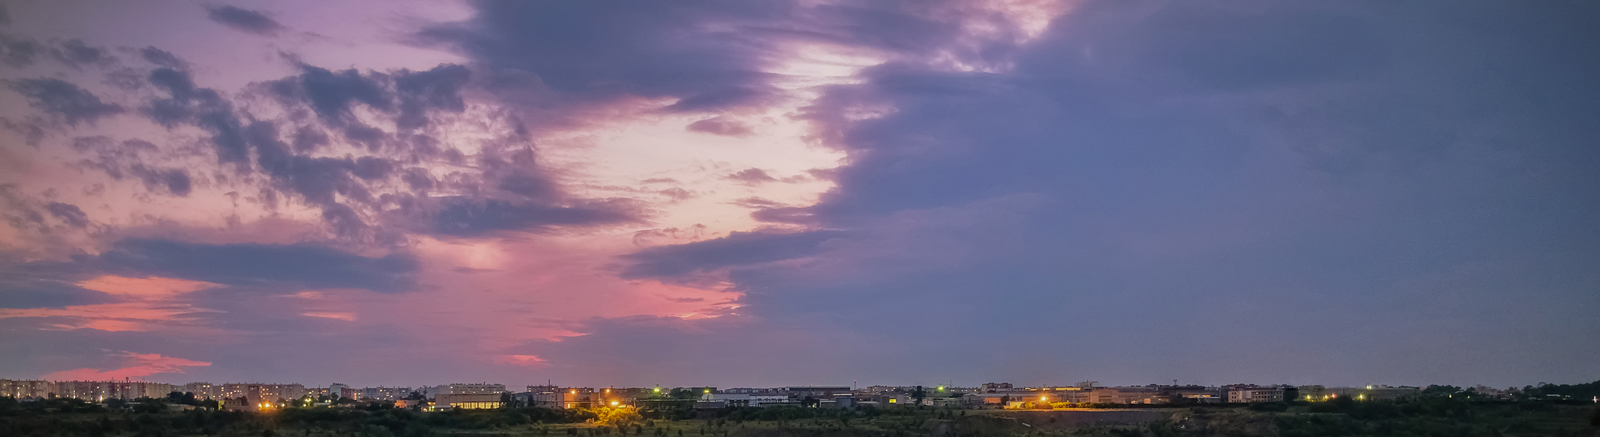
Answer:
[611,401,618,406]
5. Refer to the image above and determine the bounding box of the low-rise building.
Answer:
[785,386,850,399]
[435,392,502,409]
[395,398,430,409]
[1089,387,1164,404]
[521,385,564,408]
[1159,385,1222,403]
[979,383,1015,393]
[1326,385,1419,401]
[1224,385,1284,403]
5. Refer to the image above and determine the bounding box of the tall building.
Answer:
[359,386,412,401]
[52,381,174,400]
[329,383,351,399]
[183,382,222,399]
[221,383,306,402]
[1,380,54,398]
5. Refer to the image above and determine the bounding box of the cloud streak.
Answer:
[41,351,211,381]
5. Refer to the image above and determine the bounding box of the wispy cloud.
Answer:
[41,351,210,381]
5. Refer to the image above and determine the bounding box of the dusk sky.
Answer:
[0,0,1597,391]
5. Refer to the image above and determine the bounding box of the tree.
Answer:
[1422,385,1463,397]
[912,386,926,405]
[593,406,643,428]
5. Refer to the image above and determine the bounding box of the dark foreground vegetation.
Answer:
[2,393,1598,437]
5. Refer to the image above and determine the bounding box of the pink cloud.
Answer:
[301,312,356,321]
[0,301,217,332]
[76,275,222,298]
[42,351,211,381]
[0,275,230,332]
[499,354,550,366]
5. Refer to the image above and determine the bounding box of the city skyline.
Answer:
[1,1,1597,390]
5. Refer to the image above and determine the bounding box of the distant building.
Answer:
[221,383,306,403]
[183,382,222,399]
[221,397,258,412]
[1,380,55,399]
[980,383,1015,393]
[724,387,788,395]
[558,387,595,409]
[395,398,429,410]
[1327,385,1419,401]
[1035,387,1092,403]
[786,386,850,399]
[523,385,564,408]
[1470,385,1511,400]
[53,381,174,400]
[1224,385,1284,403]
[330,384,351,400]
[359,386,412,401]
[702,393,752,407]
[1159,385,1222,403]
[1089,387,1163,404]
[435,392,502,409]
[437,383,506,395]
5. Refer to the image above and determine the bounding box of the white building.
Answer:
[183,382,222,399]
[1226,386,1284,403]
[1,380,55,399]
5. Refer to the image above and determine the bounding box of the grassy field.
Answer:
[3,397,1598,437]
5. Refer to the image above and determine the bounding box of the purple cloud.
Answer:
[7,78,123,125]
[204,5,285,36]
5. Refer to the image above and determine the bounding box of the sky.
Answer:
[0,0,1597,391]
